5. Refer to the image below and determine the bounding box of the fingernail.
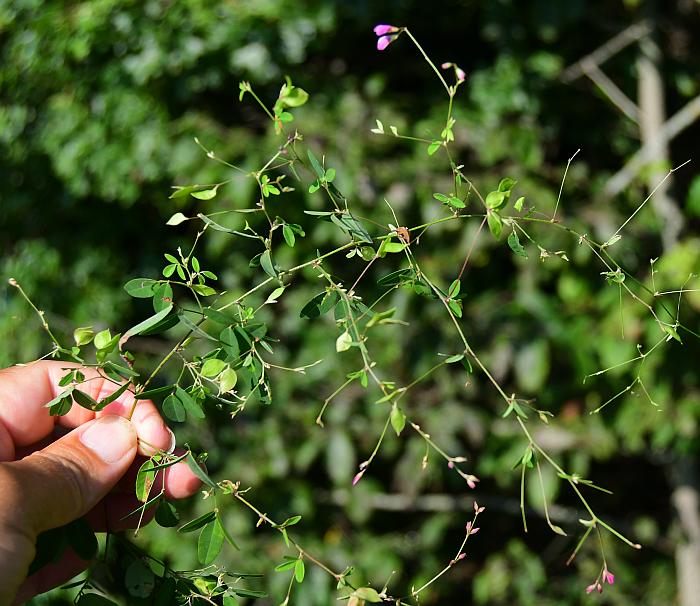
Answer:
[80,416,136,463]
[166,427,176,454]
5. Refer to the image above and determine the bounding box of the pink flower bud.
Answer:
[466,474,479,489]
[603,569,615,585]
[441,62,451,69]
[448,460,454,469]
[373,24,399,36]
[377,35,394,51]
[352,471,365,486]
[456,68,466,82]
[585,583,596,594]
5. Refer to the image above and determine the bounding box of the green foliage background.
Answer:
[3,0,700,604]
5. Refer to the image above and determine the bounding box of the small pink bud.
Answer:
[585,583,597,594]
[597,583,603,593]
[373,24,399,36]
[441,62,451,69]
[377,35,394,51]
[448,461,454,469]
[466,474,479,489]
[352,471,365,486]
[603,569,615,585]
[456,68,466,82]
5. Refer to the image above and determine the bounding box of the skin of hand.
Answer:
[0,361,202,604]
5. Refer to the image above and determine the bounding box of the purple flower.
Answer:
[374,24,401,51]
[352,470,365,486]
[377,36,394,51]
[373,24,399,36]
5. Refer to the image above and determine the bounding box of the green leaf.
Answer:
[448,299,463,318]
[335,331,352,352]
[73,326,94,346]
[507,231,528,258]
[275,558,298,572]
[498,177,517,192]
[179,511,217,533]
[152,282,173,313]
[176,386,205,419]
[433,193,449,203]
[65,517,97,560]
[294,558,305,583]
[324,168,336,182]
[94,329,112,350]
[120,304,173,349]
[218,512,240,550]
[300,292,325,319]
[192,284,216,297]
[72,389,101,411]
[448,279,461,298]
[124,278,158,299]
[427,140,441,155]
[307,149,325,179]
[162,394,185,422]
[487,210,503,239]
[354,587,382,602]
[218,367,238,393]
[191,185,219,200]
[125,560,155,598]
[391,405,406,436]
[198,519,225,565]
[166,212,189,226]
[98,381,131,407]
[383,242,406,253]
[448,196,466,209]
[485,190,507,210]
[202,358,226,378]
[169,185,199,199]
[444,353,465,364]
[185,452,218,489]
[664,325,683,343]
[135,458,158,502]
[155,499,180,528]
[283,224,295,247]
[514,196,525,212]
[260,249,277,279]
[265,286,286,304]
[330,212,372,243]
[49,394,73,416]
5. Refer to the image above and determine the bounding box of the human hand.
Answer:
[0,361,202,604]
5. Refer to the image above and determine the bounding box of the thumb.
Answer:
[13,415,137,534]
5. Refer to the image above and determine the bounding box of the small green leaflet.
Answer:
[391,405,406,436]
[294,558,305,583]
[190,184,220,200]
[135,458,158,502]
[119,304,173,350]
[260,249,277,279]
[507,231,528,258]
[179,510,217,533]
[166,212,189,226]
[283,224,295,247]
[335,331,352,352]
[354,587,382,602]
[198,518,225,565]
[201,358,226,377]
[487,210,503,239]
[185,451,218,489]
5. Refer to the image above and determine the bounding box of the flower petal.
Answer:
[373,24,398,36]
[377,35,393,51]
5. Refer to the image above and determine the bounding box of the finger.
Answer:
[12,548,87,606]
[0,361,174,457]
[8,415,137,534]
[84,492,157,532]
[164,458,204,499]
